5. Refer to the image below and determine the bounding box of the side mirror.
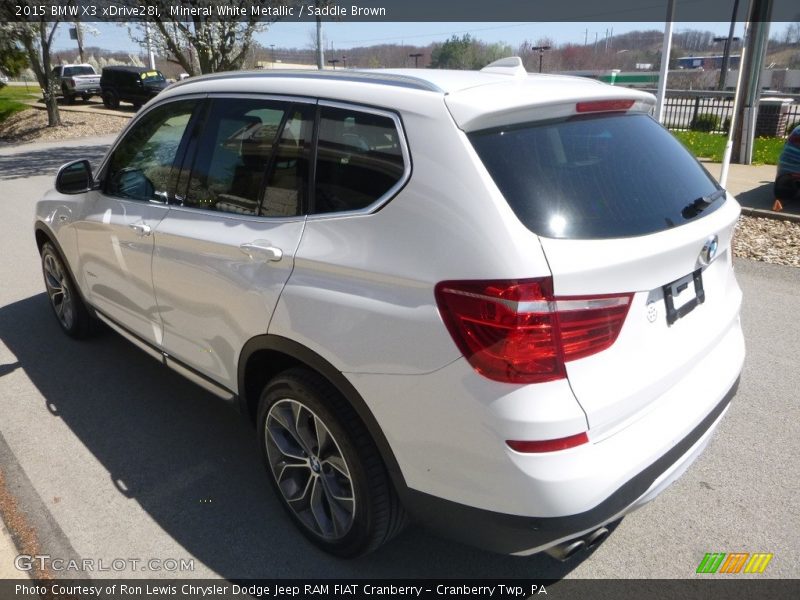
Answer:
[55,160,93,194]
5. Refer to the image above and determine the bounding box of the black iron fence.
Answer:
[642,90,800,137]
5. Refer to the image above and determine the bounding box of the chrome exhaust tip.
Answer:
[544,539,586,561]
[585,526,610,549]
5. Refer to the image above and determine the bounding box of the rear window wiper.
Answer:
[682,189,726,219]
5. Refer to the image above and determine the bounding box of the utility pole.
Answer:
[74,22,84,63]
[316,18,325,70]
[732,0,773,164]
[409,53,423,68]
[144,21,156,70]
[531,45,551,73]
[342,55,347,68]
[655,0,676,124]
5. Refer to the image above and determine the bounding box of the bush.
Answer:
[722,116,731,134]
[690,113,721,133]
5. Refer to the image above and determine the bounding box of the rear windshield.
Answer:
[63,66,95,77]
[468,113,723,239]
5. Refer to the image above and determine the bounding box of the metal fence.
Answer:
[642,90,800,137]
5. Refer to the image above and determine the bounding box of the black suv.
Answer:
[100,66,168,109]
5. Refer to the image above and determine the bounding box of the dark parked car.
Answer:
[775,124,800,201]
[101,66,168,110]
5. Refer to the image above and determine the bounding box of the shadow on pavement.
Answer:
[0,143,109,181]
[0,293,615,579]
[736,182,800,218]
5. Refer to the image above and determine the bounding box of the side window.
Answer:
[261,104,314,217]
[183,99,289,216]
[106,100,196,202]
[313,106,405,214]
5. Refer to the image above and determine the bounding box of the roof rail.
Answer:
[480,57,528,77]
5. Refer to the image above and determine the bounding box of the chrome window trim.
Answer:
[98,94,412,221]
[306,99,412,221]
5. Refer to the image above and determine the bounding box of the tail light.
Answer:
[576,99,635,113]
[788,131,800,148]
[68,78,75,87]
[435,278,632,384]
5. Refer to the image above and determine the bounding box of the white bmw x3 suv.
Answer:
[35,58,744,559]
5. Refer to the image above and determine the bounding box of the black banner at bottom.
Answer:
[2,579,800,600]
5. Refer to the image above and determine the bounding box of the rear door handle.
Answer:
[240,242,283,262]
[129,222,152,237]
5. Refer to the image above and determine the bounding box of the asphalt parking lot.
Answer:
[0,138,798,580]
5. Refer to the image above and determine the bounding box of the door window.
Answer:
[183,99,292,216]
[105,100,197,202]
[312,106,406,214]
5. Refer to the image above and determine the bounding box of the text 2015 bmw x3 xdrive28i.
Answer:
[35,58,744,559]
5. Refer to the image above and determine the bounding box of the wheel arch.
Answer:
[238,335,408,493]
[34,222,92,309]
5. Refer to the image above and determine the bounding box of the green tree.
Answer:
[429,34,512,70]
[0,30,29,77]
[0,1,66,127]
[131,0,287,75]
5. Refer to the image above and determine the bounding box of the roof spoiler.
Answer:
[480,57,528,78]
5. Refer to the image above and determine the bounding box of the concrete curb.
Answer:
[23,99,134,119]
[740,206,800,224]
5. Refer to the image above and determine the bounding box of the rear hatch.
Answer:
[467,107,741,434]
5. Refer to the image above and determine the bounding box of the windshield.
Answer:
[140,70,166,83]
[63,66,96,77]
[468,113,723,240]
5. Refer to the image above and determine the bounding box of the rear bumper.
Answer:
[401,377,738,555]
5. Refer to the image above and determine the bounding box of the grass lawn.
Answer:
[0,83,41,122]
[672,130,785,165]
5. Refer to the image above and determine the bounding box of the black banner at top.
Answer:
[2,0,800,23]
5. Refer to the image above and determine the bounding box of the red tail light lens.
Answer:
[435,278,632,384]
[507,432,589,453]
[576,99,635,113]
[788,131,800,147]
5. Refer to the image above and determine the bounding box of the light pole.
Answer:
[713,35,741,91]
[531,45,551,73]
[270,44,276,68]
[342,55,347,68]
[409,52,423,68]
[715,0,742,91]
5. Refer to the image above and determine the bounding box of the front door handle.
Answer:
[129,222,152,237]
[240,242,283,262]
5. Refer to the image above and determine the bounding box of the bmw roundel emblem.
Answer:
[698,235,719,267]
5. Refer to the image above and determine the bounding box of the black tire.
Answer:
[61,86,74,104]
[774,173,799,202]
[40,242,95,339]
[102,91,119,110]
[81,94,90,102]
[257,368,406,557]
[132,102,142,111]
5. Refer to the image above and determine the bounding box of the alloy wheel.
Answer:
[43,253,75,331]
[265,399,356,540]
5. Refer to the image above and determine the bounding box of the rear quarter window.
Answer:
[469,113,722,239]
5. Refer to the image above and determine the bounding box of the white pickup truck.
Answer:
[51,64,101,103]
